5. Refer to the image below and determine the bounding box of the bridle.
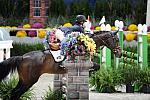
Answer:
[94,32,120,53]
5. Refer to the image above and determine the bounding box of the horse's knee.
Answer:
[90,62,100,71]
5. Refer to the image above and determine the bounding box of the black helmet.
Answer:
[75,15,87,23]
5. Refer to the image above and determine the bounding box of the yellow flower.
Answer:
[11,26,17,32]
[23,24,31,28]
[5,26,11,28]
[111,26,116,31]
[125,32,135,42]
[147,32,150,43]
[38,30,46,38]
[95,26,101,30]
[46,27,52,30]
[11,26,17,29]
[16,31,27,37]
[128,24,137,31]
[78,33,96,54]
[63,23,72,27]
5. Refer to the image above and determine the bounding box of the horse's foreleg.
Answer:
[10,79,38,100]
[10,83,34,100]
[10,80,23,100]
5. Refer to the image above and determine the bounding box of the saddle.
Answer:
[50,50,65,62]
[50,43,60,51]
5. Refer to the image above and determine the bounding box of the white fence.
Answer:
[0,40,13,62]
[0,28,13,62]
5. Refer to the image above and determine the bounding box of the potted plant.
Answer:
[89,66,124,93]
[120,65,140,93]
[138,68,150,93]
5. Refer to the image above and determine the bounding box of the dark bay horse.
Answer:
[90,30,121,71]
[0,30,121,100]
[92,30,121,57]
[0,50,67,100]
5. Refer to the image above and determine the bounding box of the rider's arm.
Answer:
[70,25,84,33]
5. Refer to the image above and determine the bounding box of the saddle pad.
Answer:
[50,50,65,62]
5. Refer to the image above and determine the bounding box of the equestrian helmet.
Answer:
[75,15,87,23]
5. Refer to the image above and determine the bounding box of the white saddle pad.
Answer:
[50,50,65,62]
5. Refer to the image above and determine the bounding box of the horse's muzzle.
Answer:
[114,46,122,58]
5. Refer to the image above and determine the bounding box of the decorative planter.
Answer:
[141,84,150,93]
[54,56,93,100]
[126,83,134,93]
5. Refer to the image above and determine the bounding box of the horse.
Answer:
[0,50,67,100]
[0,30,121,100]
[92,30,121,58]
[89,30,121,72]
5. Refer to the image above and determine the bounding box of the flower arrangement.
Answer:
[111,26,116,31]
[128,24,138,31]
[125,32,135,42]
[147,32,150,43]
[63,23,72,27]
[38,30,46,39]
[31,22,44,29]
[60,32,96,59]
[28,31,37,37]
[16,30,27,37]
[95,26,101,30]
[148,26,150,32]
[23,24,31,28]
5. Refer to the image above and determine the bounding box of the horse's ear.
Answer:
[112,30,119,35]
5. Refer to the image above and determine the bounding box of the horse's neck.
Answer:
[92,34,105,48]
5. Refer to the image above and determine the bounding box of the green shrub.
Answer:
[138,68,150,86]
[11,43,45,56]
[42,86,65,100]
[119,65,140,86]
[0,76,34,100]
[89,66,124,93]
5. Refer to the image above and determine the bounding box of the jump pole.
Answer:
[138,24,148,68]
[100,24,112,68]
[114,20,124,68]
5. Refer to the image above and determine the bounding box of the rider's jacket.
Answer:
[43,24,84,49]
[58,24,84,36]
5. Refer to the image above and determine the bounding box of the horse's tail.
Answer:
[0,56,23,81]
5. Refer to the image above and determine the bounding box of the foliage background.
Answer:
[0,0,147,26]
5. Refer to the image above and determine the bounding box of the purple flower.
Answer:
[28,31,37,37]
[148,26,150,32]
[31,23,44,29]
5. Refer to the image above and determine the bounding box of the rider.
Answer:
[43,15,87,49]
[43,15,87,67]
[55,15,87,41]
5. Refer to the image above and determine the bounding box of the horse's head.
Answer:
[43,51,67,74]
[93,31,122,58]
[106,31,122,58]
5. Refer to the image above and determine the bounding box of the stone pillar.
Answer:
[54,74,66,91]
[54,56,93,100]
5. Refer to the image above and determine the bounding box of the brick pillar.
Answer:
[54,56,93,100]
[29,0,33,19]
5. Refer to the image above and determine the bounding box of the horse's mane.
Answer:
[92,31,112,39]
[93,31,111,35]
